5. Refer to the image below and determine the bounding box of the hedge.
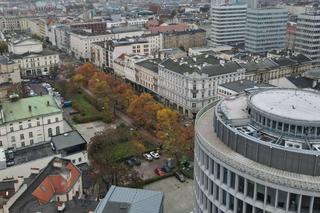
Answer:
[73,114,103,123]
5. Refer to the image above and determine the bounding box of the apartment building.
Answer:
[158,54,245,117]
[8,38,60,77]
[48,25,71,52]
[0,57,21,101]
[113,54,147,80]
[0,95,64,150]
[69,27,145,61]
[0,16,21,32]
[162,29,206,51]
[105,38,151,68]
[135,58,161,95]
[242,54,312,83]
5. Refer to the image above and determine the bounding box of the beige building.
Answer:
[162,29,206,51]
[242,54,312,83]
[0,57,21,101]
[135,58,161,95]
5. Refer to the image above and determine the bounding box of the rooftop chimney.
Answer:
[47,101,50,106]
[28,105,32,112]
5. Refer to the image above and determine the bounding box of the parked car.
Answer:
[5,149,15,161]
[150,151,160,159]
[175,171,186,182]
[29,90,37,96]
[162,164,171,173]
[154,167,166,176]
[6,160,15,167]
[126,158,141,167]
[143,153,153,161]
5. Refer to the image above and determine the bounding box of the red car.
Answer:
[154,167,166,176]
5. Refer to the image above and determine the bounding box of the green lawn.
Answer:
[72,93,104,123]
[73,93,99,115]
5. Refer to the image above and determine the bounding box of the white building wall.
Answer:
[0,112,64,150]
[0,151,88,181]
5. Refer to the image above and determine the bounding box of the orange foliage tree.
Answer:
[128,93,163,129]
[75,63,96,87]
[156,108,194,159]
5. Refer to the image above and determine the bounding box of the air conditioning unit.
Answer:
[285,141,302,149]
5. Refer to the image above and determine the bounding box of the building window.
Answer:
[247,180,254,198]
[48,119,51,124]
[21,142,25,147]
[277,190,287,209]
[19,125,23,130]
[56,126,60,135]
[192,103,196,108]
[0,141,2,146]
[20,134,24,140]
[30,139,34,145]
[10,127,14,132]
[29,132,33,138]
[48,128,52,137]
[28,123,32,128]
[55,117,59,122]
[11,136,15,142]
[238,176,245,193]
[37,121,41,126]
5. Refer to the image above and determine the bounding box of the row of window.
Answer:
[7,117,60,133]
[251,110,320,137]
[195,144,320,213]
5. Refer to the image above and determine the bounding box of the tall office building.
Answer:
[295,5,320,66]
[210,2,247,46]
[244,0,287,53]
[194,88,320,213]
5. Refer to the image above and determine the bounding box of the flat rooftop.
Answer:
[196,104,320,192]
[250,89,320,122]
[1,95,62,124]
[51,131,86,151]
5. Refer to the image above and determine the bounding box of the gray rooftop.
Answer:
[136,59,162,73]
[161,55,243,77]
[94,185,164,213]
[219,80,273,93]
[51,131,86,151]
[9,49,59,60]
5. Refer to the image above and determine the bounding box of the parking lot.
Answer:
[134,156,168,180]
[144,176,194,213]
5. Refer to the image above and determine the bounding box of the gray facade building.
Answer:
[210,4,247,46]
[245,7,288,53]
[295,5,320,66]
[194,88,320,213]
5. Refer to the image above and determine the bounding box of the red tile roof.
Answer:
[32,162,81,204]
[148,23,189,33]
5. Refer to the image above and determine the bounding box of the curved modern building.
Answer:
[194,88,320,213]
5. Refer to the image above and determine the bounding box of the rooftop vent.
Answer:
[28,105,32,112]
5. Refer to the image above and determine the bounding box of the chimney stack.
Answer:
[28,105,32,112]
[47,101,50,106]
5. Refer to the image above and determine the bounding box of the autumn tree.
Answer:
[87,72,109,98]
[75,63,97,87]
[0,41,8,55]
[88,127,145,187]
[128,93,163,129]
[156,108,193,159]
[103,97,112,123]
